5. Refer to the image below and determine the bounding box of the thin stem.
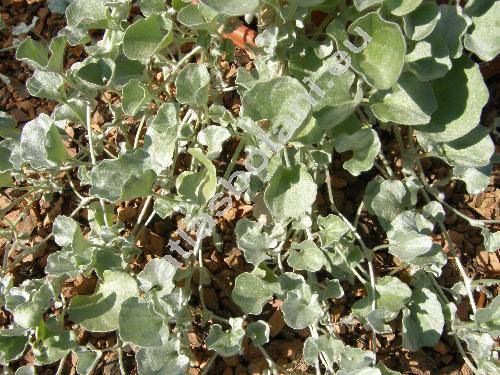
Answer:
[133,115,147,149]
[258,346,279,375]
[86,104,111,227]
[8,197,96,269]
[425,273,480,374]
[378,151,394,179]
[372,243,390,252]
[55,353,67,375]
[201,353,218,375]
[131,195,154,238]
[283,148,291,167]
[325,168,377,363]
[405,131,477,315]
[86,105,97,165]
[222,138,245,181]
[166,46,203,82]
[2,241,11,276]
[117,346,126,375]
[0,44,20,53]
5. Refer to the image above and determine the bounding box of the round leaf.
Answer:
[199,0,259,15]
[370,72,437,125]
[232,272,273,315]
[348,12,406,90]
[118,297,164,347]
[417,56,488,142]
[264,164,317,221]
[123,15,173,61]
[68,271,139,332]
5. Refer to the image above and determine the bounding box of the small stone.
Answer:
[448,230,464,244]
[222,355,239,367]
[117,206,138,222]
[247,358,268,375]
[234,364,248,375]
[268,308,285,337]
[331,176,347,189]
[433,341,449,356]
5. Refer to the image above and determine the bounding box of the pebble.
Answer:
[222,355,239,367]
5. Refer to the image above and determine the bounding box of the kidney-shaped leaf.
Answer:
[370,72,437,125]
[205,317,245,357]
[288,240,325,272]
[348,12,406,90]
[417,56,488,142]
[402,288,444,351]
[235,218,277,266]
[403,1,441,41]
[199,0,259,16]
[20,114,68,169]
[136,339,189,375]
[264,163,317,222]
[90,150,156,202]
[123,15,173,61]
[464,1,500,62]
[281,285,324,329]
[118,297,164,347]
[242,76,312,142]
[232,272,274,315]
[175,63,211,107]
[68,271,139,332]
[433,4,468,58]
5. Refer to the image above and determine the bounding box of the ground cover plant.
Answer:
[0,0,499,374]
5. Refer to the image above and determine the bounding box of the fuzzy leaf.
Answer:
[317,214,350,246]
[66,0,108,29]
[370,72,437,125]
[199,0,259,16]
[364,178,409,229]
[235,218,276,266]
[403,1,441,41]
[26,70,65,100]
[123,15,172,61]
[385,0,423,16]
[175,63,211,107]
[433,4,468,58]
[0,329,29,364]
[136,340,189,375]
[303,335,344,368]
[242,76,312,142]
[354,0,382,11]
[402,288,444,351]
[232,272,273,315]
[288,240,325,272]
[405,34,452,81]
[264,164,317,221]
[198,125,231,159]
[417,57,488,142]
[334,128,381,176]
[348,13,406,90]
[464,1,500,62]
[16,37,49,69]
[143,102,179,174]
[121,79,150,116]
[20,114,68,169]
[68,271,139,332]
[246,321,270,346]
[206,318,245,357]
[282,285,324,329]
[90,150,156,202]
[352,276,412,322]
[118,297,164,347]
[137,258,176,297]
